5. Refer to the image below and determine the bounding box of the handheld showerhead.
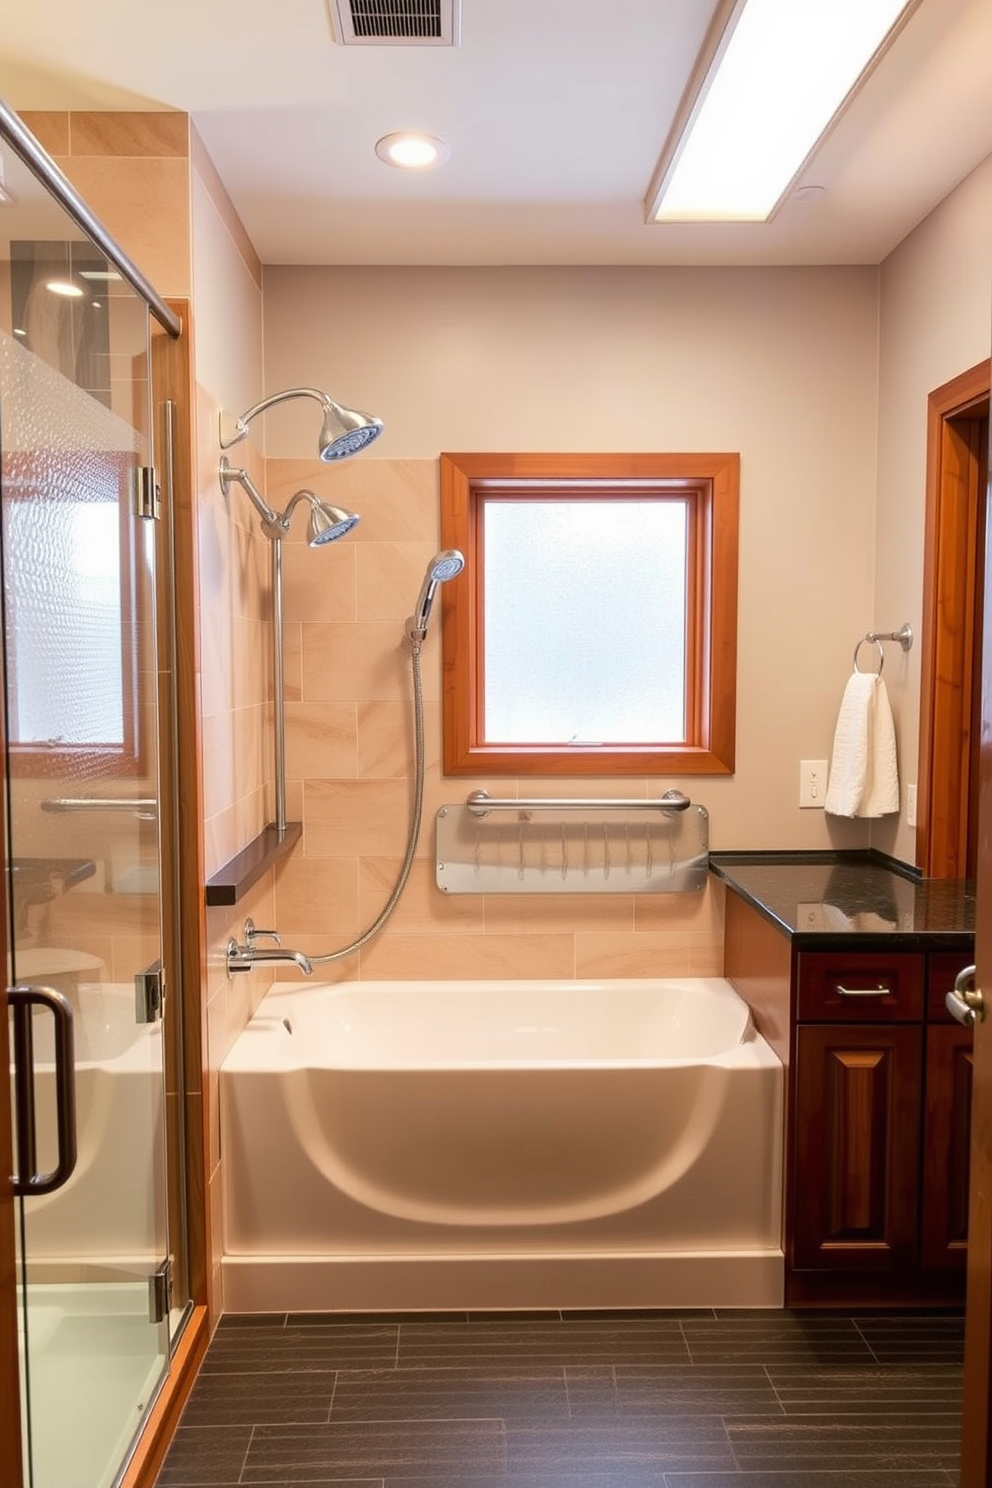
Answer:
[407,549,465,642]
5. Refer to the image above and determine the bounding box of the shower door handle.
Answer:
[8,984,78,1196]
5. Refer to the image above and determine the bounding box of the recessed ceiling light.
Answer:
[375,132,450,170]
[45,279,84,298]
[12,327,26,337]
[648,0,919,223]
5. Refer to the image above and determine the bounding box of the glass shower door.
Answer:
[1,218,170,1486]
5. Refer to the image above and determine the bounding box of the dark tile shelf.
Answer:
[155,1308,963,1487]
[204,822,302,907]
[709,850,974,947]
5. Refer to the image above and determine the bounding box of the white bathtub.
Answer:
[221,977,784,1312]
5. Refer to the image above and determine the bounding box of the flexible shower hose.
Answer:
[307,636,426,965]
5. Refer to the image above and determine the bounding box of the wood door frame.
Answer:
[917,358,991,877]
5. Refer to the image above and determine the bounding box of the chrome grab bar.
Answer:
[466,788,691,817]
[41,797,158,814]
[8,985,78,1197]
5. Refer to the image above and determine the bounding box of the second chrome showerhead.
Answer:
[219,459,359,546]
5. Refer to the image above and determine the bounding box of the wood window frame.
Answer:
[439,451,739,776]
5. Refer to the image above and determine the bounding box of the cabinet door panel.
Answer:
[797,951,924,1022]
[921,1023,973,1270]
[793,1025,922,1271]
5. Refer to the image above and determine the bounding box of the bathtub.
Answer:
[220,977,784,1312]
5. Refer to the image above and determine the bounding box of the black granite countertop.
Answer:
[709,851,975,948]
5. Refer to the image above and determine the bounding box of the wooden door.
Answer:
[959,396,992,1484]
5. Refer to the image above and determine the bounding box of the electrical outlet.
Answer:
[906,783,917,828]
[799,759,829,809]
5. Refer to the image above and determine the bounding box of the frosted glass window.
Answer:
[5,494,125,746]
[484,499,687,743]
[439,452,739,776]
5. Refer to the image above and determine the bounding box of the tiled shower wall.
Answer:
[266,453,725,983]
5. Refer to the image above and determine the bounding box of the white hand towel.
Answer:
[824,672,900,818]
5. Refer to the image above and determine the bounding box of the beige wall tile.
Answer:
[359,858,484,933]
[484,893,634,934]
[69,110,189,158]
[302,622,430,703]
[20,111,69,155]
[688,936,725,976]
[55,155,191,298]
[266,458,438,543]
[575,933,695,979]
[275,855,360,938]
[283,621,303,702]
[357,542,437,621]
[358,931,575,981]
[284,701,359,781]
[358,700,441,779]
[633,879,725,933]
[203,805,240,881]
[281,538,357,622]
[304,778,420,858]
[200,710,237,816]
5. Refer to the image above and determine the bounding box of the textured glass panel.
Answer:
[5,487,123,746]
[484,499,687,743]
[0,331,137,758]
[0,161,171,1488]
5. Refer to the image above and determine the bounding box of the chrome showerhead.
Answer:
[317,399,384,462]
[407,549,465,642]
[306,498,361,546]
[219,386,383,464]
[219,461,360,547]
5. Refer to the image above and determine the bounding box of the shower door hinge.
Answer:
[135,960,165,1024]
[130,464,161,520]
[149,1259,172,1325]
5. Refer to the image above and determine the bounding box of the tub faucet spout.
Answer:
[226,918,313,977]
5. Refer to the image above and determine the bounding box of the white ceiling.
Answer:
[0,0,990,267]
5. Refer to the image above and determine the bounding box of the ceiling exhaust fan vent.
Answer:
[329,0,460,45]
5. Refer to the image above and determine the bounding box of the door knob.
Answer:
[945,963,985,1027]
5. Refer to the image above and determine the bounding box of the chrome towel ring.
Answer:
[853,622,913,675]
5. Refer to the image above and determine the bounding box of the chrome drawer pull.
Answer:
[835,983,892,997]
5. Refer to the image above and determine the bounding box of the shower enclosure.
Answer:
[0,107,188,1488]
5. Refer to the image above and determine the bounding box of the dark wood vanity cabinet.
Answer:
[790,947,971,1298]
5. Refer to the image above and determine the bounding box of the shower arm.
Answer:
[218,457,282,532]
[219,387,332,451]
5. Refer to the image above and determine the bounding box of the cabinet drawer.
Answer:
[927,950,976,1023]
[797,951,924,1021]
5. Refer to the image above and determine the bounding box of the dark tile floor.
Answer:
[155,1309,964,1488]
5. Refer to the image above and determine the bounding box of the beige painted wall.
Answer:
[263,262,881,834]
[872,153,992,866]
[251,264,884,981]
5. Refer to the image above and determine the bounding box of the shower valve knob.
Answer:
[244,919,280,947]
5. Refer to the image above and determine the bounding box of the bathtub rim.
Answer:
[222,976,772,1074]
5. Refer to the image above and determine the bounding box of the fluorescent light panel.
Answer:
[650,0,918,222]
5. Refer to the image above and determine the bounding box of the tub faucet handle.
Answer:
[244,918,280,947]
